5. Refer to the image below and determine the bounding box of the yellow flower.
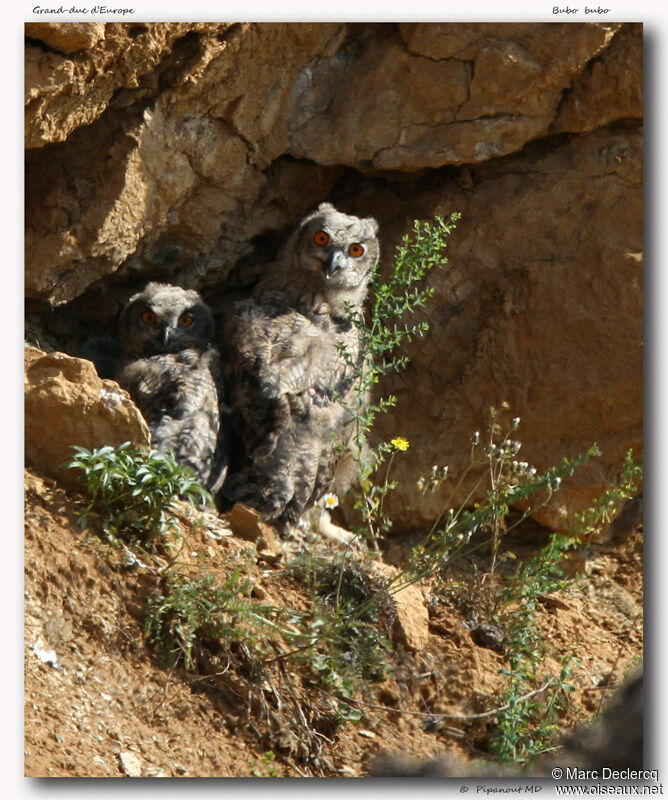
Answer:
[390,436,410,452]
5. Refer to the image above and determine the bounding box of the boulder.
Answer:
[24,345,150,487]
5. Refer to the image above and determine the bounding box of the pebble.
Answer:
[119,750,142,778]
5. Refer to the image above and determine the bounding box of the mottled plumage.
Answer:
[115,283,228,493]
[224,203,380,530]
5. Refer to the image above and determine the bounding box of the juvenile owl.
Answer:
[225,203,380,531]
[116,282,228,493]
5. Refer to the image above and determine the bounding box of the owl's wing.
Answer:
[230,298,345,401]
[116,350,226,494]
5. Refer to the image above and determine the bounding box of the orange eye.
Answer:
[178,314,194,327]
[313,231,330,247]
[141,310,157,325]
[348,243,365,258]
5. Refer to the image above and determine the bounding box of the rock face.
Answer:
[24,22,642,531]
[24,345,150,487]
[373,126,643,532]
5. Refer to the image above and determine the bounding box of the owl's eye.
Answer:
[141,310,157,325]
[348,243,365,258]
[313,231,330,247]
[178,313,194,327]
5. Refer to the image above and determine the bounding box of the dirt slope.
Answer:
[24,467,642,779]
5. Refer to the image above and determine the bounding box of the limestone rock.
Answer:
[288,23,620,170]
[25,23,226,149]
[555,23,643,133]
[372,563,429,652]
[391,582,430,652]
[25,22,339,304]
[24,345,150,487]
[25,22,106,54]
[224,503,279,551]
[24,22,627,304]
[368,127,642,533]
[119,750,142,778]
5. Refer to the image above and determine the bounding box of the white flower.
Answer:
[472,431,480,445]
[320,492,339,510]
[512,417,521,429]
[416,478,425,491]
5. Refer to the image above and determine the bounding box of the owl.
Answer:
[224,203,380,531]
[115,282,228,493]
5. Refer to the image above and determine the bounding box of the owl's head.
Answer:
[118,283,215,357]
[293,203,380,291]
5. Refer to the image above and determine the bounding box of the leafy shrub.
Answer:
[144,568,272,670]
[64,442,212,546]
[286,555,394,699]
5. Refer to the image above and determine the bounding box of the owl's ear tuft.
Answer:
[366,216,379,235]
[316,202,337,215]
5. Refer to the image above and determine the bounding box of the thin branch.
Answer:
[339,682,551,724]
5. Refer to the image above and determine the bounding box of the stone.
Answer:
[288,23,620,170]
[25,23,627,304]
[24,345,150,488]
[119,750,142,778]
[555,23,643,133]
[371,563,429,652]
[25,23,223,149]
[25,23,106,54]
[224,503,279,551]
[25,23,339,304]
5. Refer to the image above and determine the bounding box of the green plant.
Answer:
[286,555,394,698]
[492,658,577,764]
[305,394,629,760]
[64,443,212,547]
[574,449,643,538]
[144,568,274,670]
[248,750,279,778]
[487,529,580,763]
[340,213,461,548]
[485,445,642,763]
[366,409,600,601]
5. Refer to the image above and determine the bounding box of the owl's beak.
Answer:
[162,326,175,346]
[325,250,347,279]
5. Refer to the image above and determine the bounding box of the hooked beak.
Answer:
[162,326,175,347]
[325,250,347,280]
